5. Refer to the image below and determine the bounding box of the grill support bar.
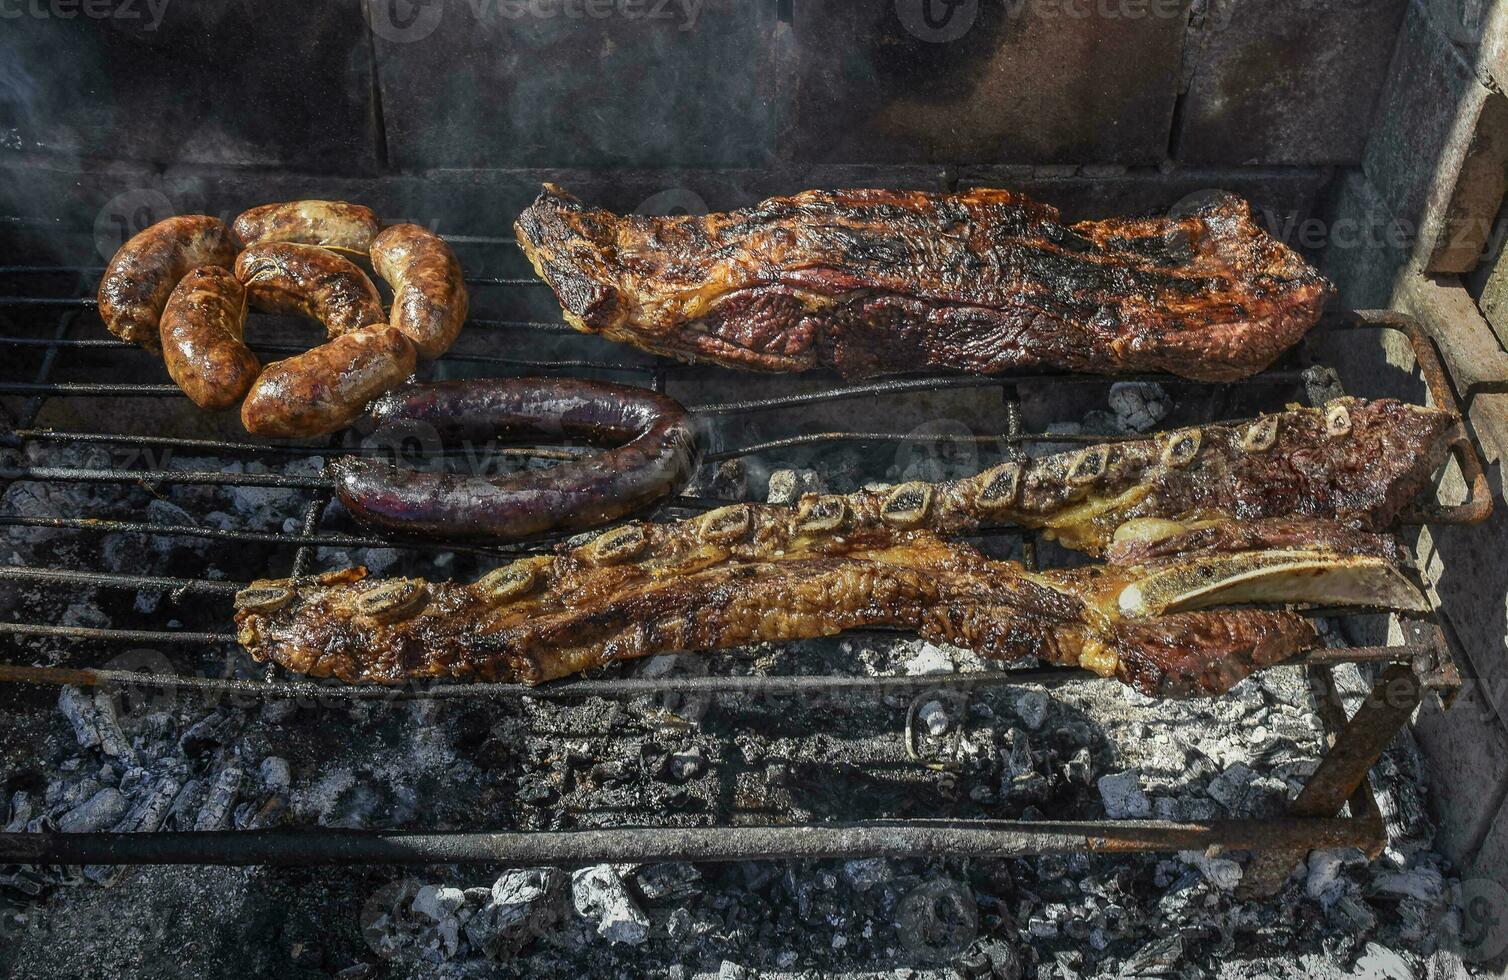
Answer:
[0,817,1382,867]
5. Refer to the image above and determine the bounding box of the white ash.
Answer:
[902,641,956,676]
[1098,769,1152,819]
[1013,690,1051,730]
[55,788,127,833]
[411,885,466,924]
[1179,849,1244,892]
[1,687,285,893]
[572,865,650,945]
[193,764,243,831]
[918,699,951,736]
[1106,381,1171,433]
[765,467,824,505]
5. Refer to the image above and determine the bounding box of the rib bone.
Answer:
[236,526,1423,698]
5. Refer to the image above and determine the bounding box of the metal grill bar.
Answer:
[0,514,518,556]
[0,565,242,595]
[0,464,329,489]
[8,430,596,461]
[1,308,1484,670]
[0,817,1382,868]
[0,645,1437,699]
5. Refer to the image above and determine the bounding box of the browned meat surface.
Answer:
[232,200,379,257]
[515,185,1331,381]
[98,215,238,349]
[334,396,1442,558]
[236,519,1426,697]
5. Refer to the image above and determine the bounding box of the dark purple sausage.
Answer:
[330,378,701,541]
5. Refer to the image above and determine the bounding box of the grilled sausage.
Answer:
[370,224,468,359]
[330,378,701,541]
[241,327,416,438]
[234,242,385,337]
[98,215,238,349]
[232,201,380,257]
[159,267,259,410]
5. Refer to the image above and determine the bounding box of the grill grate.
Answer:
[0,239,1490,879]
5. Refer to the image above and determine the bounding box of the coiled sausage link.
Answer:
[242,327,417,439]
[233,201,379,257]
[159,266,259,410]
[98,215,238,349]
[234,241,384,337]
[370,223,468,359]
[330,378,701,541]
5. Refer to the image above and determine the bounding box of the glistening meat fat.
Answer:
[235,518,1426,697]
[515,184,1331,382]
[332,395,1444,550]
[98,215,238,350]
[743,397,1453,556]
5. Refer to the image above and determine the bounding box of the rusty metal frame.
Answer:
[1323,309,1492,526]
[0,289,1477,879]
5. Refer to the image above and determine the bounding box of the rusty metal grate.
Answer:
[0,241,1490,882]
